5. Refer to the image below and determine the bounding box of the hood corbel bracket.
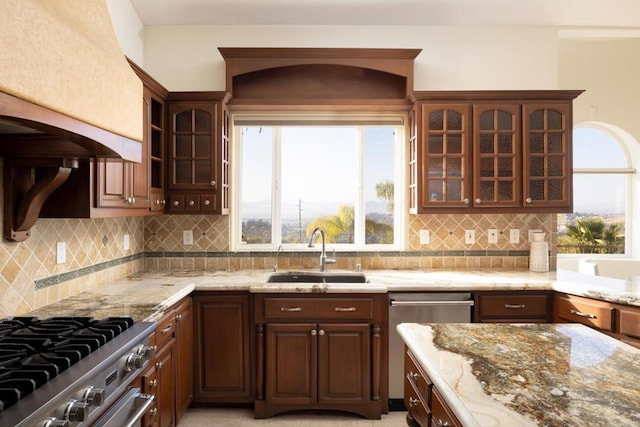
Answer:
[3,158,79,242]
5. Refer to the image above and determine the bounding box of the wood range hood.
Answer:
[0,0,143,242]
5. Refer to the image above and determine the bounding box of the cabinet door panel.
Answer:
[317,323,370,404]
[156,342,176,427]
[266,323,317,405]
[174,298,193,423]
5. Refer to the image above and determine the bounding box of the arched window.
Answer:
[558,125,633,255]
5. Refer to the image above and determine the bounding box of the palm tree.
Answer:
[558,217,624,254]
[306,205,355,243]
[375,180,394,212]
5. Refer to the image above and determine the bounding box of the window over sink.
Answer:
[231,113,405,250]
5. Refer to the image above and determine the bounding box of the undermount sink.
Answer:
[267,271,368,283]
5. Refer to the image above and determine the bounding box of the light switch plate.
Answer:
[183,230,194,245]
[509,229,520,244]
[488,229,498,244]
[56,242,66,264]
[419,229,430,245]
[464,230,475,245]
[123,233,130,251]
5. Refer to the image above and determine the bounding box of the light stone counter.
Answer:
[397,322,640,427]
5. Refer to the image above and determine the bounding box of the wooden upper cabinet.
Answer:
[411,91,582,214]
[166,92,231,214]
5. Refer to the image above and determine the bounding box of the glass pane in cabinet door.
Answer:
[447,134,462,154]
[498,135,513,154]
[479,181,494,201]
[194,109,211,132]
[497,181,513,201]
[175,160,192,184]
[446,111,462,130]
[175,135,192,158]
[548,179,564,200]
[529,157,545,177]
[497,157,513,177]
[175,110,192,132]
[529,110,544,130]
[428,180,444,201]
[479,111,494,130]
[548,156,564,176]
[428,158,444,178]
[548,134,564,153]
[428,111,444,130]
[479,134,494,154]
[194,135,211,158]
[446,158,462,177]
[194,159,212,184]
[479,157,494,177]
[497,110,513,130]
[547,110,563,129]
[428,135,443,154]
[446,180,462,201]
[529,180,544,201]
[528,134,544,153]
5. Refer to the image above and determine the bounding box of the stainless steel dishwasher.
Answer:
[388,292,474,410]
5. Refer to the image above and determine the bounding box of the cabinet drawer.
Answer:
[263,297,373,321]
[618,307,640,339]
[405,349,431,403]
[155,311,176,349]
[405,380,430,427]
[431,388,462,427]
[477,293,549,319]
[555,294,614,331]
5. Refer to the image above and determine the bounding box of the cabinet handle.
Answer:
[436,419,450,427]
[155,361,163,370]
[311,329,317,336]
[149,379,157,388]
[203,199,211,206]
[408,397,419,408]
[409,371,420,381]
[504,304,526,309]
[280,307,302,312]
[173,200,180,206]
[149,408,157,416]
[210,180,216,187]
[319,329,325,336]
[160,324,172,334]
[570,309,597,319]
[334,307,356,312]
[463,198,469,204]
[175,314,182,321]
[161,200,166,205]
[188,200,195,206]
[525,197,532,204]
[475,198,482,204]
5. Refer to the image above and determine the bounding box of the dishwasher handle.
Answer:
[390,299,474,307]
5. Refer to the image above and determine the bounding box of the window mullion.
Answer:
[272,127,282,245]
[354,128,365,246]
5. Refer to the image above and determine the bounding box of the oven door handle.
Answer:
[389,300,475,307]
[94,387,155,427]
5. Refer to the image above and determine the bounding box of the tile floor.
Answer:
[178,408,408,426]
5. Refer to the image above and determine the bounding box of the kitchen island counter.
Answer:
[397,322,640,426]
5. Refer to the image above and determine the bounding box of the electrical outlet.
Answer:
[509,229,520,244]
[464,230,475,245]
[488,229,498,244]
[56,242,66,264]
[419,229,430,245]
[123,233,130,251]
[528,229,542,242]
[183,230,193,245]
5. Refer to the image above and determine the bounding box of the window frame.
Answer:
[230,112,407,252]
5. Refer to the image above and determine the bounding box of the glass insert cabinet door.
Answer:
[522,103,571,208]
[420,104,471,208]
[472,103,521,207]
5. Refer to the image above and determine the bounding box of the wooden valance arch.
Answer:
[218,48,421,108]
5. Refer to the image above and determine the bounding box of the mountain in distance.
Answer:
[242,200,389,221]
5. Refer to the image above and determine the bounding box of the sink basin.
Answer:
[267,271,368,283]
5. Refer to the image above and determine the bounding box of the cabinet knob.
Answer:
[149,379,157,388]
[463,198,470,204]
[155,361,163,370]
[188,200,195,206]
[319,330,325,336]
[149,408,158,416]
[409,371,420,380]
[161,200,166,205]
[436,419,450,427]
[525,197,532,204]
[475,198,482,204]
[210,180,216,187]
[408,397,419,408]
[203,199,211,206]
[173,200,180,207]
[311,329,317,336]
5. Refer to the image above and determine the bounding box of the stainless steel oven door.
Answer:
[92,387,154,427]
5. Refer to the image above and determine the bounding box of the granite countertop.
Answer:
[397,322,640,427]
[22,268,640,322]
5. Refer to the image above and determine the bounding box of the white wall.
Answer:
[140,25,559,91]
[106,0,145,65]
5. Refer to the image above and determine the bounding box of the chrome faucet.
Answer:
[308,227,336,272]
[272,244,284,272]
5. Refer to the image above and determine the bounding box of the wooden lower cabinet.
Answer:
[156,340,176,427]
[174,298,193,422]
[474,291,551,323]
[254,293,387,419]
[192,293,253,403]
[404,347,461,427]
